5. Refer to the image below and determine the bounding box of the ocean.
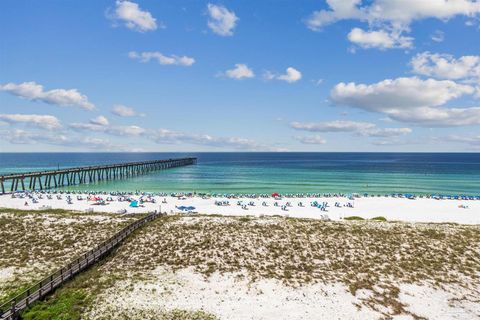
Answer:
[0,153,479,195]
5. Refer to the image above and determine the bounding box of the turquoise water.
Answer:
[0,153,479,195]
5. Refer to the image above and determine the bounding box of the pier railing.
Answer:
[0,211,160,320]
[0,157,197,194]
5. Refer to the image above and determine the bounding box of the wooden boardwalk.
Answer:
[0,157,197,194]
[0,211,160,320]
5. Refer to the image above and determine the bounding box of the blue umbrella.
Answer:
[130,200,138,207]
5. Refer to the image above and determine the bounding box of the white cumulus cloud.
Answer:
[291,120,411,137]
[305,0,480,49]
[305,0,480,30]
[331,77,473,111]
[207,3,238,36]
[278,67,302,83]
[90,116,109,126]
[128,51,195,66]
[411,52,480,80]
[111,104,145,117]
[224,64,255,79]
[111,125,146,136]
[0,81,95,110]
[265,67,302,83]
[292,120,375,132]
[348,28,413,49]
[152,129,280,151]
[112,0,158,32]
[0,114,61,130]
[70,121,146,137]
[2,129,69,145]
[388,106,480,126]
[366,127,413,137]
[1,129,137,151]
[330,77,480,126]
[305,0,364,30]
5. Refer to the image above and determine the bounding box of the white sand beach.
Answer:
[87,267,479,320]
[1,195,479,319]
[82,215,480,320]
[1,192,479,224]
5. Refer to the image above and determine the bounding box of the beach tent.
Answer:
[129,200,139,207]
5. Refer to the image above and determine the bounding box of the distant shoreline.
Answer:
[4,189,480,199]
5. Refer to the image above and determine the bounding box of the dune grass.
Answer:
[22,289,87,320]
[13,214,480,319]
[89,215,479,318]
[344,216,386,221]
[0,209,136,303]
[370,216,387,221]
[344,216,365,220]
[19,247,218,320]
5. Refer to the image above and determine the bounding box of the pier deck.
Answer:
[0,157,197,194]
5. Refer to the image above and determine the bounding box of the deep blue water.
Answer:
[0,153,479,195]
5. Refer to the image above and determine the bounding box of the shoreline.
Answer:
[3,189,480,199]
[2,190,479,225]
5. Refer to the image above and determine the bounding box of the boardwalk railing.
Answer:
[0,157,197,194]
[0,211,160,320]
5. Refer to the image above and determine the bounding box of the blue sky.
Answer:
[1,0,480,152]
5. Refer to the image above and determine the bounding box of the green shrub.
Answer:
[21,289,86,320]
[371,216,387,222]
[239,216,251,223]
[344,216,365,221]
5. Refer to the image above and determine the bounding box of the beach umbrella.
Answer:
[272,192,280,197]
[129,200,138,207]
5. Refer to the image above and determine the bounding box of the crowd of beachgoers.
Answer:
[1,189,479,224]
[7,189,480,200]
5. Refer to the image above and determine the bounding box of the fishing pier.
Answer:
[0,157,197,194]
